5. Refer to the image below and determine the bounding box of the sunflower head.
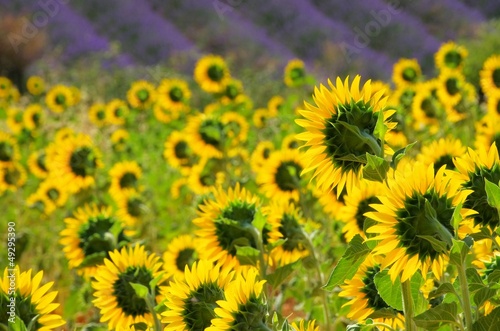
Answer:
[127,80,157,109]
[162,235,203,281]
[284,59,307,87]
[194,55,231,93]
[26,76,45,95]
[392,58,422,88]
[0,132,19,167]
[480,55,500,97]
[435,42,468,71]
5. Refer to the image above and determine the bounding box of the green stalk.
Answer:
[146,294,162,331]
[401,279,417,331]
[457,263,474,330]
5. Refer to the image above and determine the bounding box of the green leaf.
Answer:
[417,235,449,254]
[130,282,149,299]
[323,234,371,291]
[485,178,500,210]
[78,251,108,268]
[252,209,267,232]
[149,272,165,294]
[473,286,497,308]
[448,239,470,266]
[335,153,367,164]
[471,306,500,331]
[374,271,427,313]
[428,283,459,300]
[235,245,261,266]
[466,268,486,292]
[9,317,28,331]
[362,153,390,182]
[414,302,460,329]
[452,202,463,232]
[391,141,417,168]
[266,261,299,288]
[469,227,493,242]
[367,308,400,319]
[130,322,149,331]
[487,269,500,285]
[266,238,287,251]
[373,110,387,141]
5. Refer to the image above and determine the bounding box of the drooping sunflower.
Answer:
[163,131,194,173]
[106,99,130,126]
[88,102,108,127]
[257,149,307,203]
[126,80,157,110]
[452,143,500,229]
[111,129,130,153]
[46,133,103,193]
[207,268,268,331]
[188,156,226,196]
[221,111,249,147]
[194,55,231,93]
[0,131,19,167]
[36,177,69,207]
[417,137,466,172]
[284,58,307,87]
[264,201,309,266]
[339,179,384,242]
[290,320,320,331]
[108,161,143,198]
[185,114,226,158]
[45,84,74,113]
[26,75,45,96]
[475,113,500,155]
[162,235,204,281]
[193,183,281,268]
[0,267,66,330]
[480,55,500,96]
[392,58,422,88]
[366,162,472,282]
[60,204,131,277]
[339,254,404,329]
[157,78,191,114]
[162,259,235,330]
[296,76,394,196]
[91,245,168,330]
[250,140,275,173]
[23,103,44,131]
[0,162,27,193]
[434,41,468,72]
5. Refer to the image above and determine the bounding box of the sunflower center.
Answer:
[119,172,138,189]
[169,87,183,102]
[230,297,268,330]
[361,264,392,311]
[4,167,20,185]
[493,69,500,88]
[396,191,455,261]
[96,110,105,120]
[462,165,500,228]
[207,65,224,82]
[402,68,418,83]
[445,78,460,95]
[444,51,462,69]
[70,147,98,177]
[226,85,239,99]
[115,106,125,118]
[0,294,41,330]
[137,89,149,102]
[55,94,66,105]
[175,248,197,272]
[183,283,225,330]
[0,142,13,162]
[199,119,224,148]
[434,155,454,172]
[355,196,380,233]
[216,202,257,256]
[174,141,189,159]
[280,214,306,252]
[47,188,59,201]
[275,161,302,192]
[36,153,47,171]
[127,197,143,217]
[32,112,41,126]
[78,215,127,257]
[421,97,438,118]
[290,67,305,81]
[263,148,271,159]
[113,267,155,317]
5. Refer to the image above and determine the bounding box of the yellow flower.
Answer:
[126,80,157,110]
[26,76,45,95]
[194,55,231,93]
[88,102,108,127]
[284,58,307,87]
[480,54,500,97]
[45,85,74,113]
[106,99,129,125]
[392,58,422,88]
[434,41,468,72]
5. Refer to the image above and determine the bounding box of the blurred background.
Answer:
[1,0,500,92]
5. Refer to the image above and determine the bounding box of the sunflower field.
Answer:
[2,17,500,330]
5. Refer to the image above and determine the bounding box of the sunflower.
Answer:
[111,129,130,153]
[253,108,272,128]
[284,58,307,87]
[154,96,178,124]
[45,85,74,113]
[60,204,131,277]
[475,114,500,155]
[91,245,168,330]
[71,86,82,105]
[257,149,307,203]
[23,103,44,131]
[46,133,103,193]
[434,42,468,72]
[392,58,422,88]
[27,150,48,179]
[163,131,194,173]
[384,113,408,150]
[281,134,302,151]
[312,184,345,220]
[0,132,19,167]
[220,78,244,103]
[126,80,157,110]
[339,179,384,242]
[371,80,392,99]
[162,259,235,330]
[109,161,143,198]
[185,114,226,158]
[207,268,268,331]
[162,235,204,281]
[6,107,24,134]
[250,140,274,173]
[26,76,45,96]
[411,81,444,133]
[221,111,249,147]
[0,267,65,330]
[193,183,281,268]
[194,55,231,93]
[486,91,500,119]
[339,254,404,329]
[388,86,416,112]
[417,137,466,172]
[452,143,500,229]
[290,320,320,331]
[36,177,69,207]
[157,78,191,113]
[114,189,146,228]
[480,55,500,96]
[88,102,108,127]
[0,76,12,99]
[366,162,472,282]
[0,162,27,193]
[106,99,130,125]
[296,76,394,196]
[437,70,466,108]
[26,191,57,216]
[265,201,309,266]
[54,127,75,143]
[188,156,226,196]
[268,95,285,116]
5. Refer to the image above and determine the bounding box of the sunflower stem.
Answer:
[401,279,417,331]
[249,226,268,280]
[457,262,474,330]
[146,294,162,331]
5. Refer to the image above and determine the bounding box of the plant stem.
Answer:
[457,263,474,330]
[401,279,416,331]
[249,226,268,280]
[146,295,162,331]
